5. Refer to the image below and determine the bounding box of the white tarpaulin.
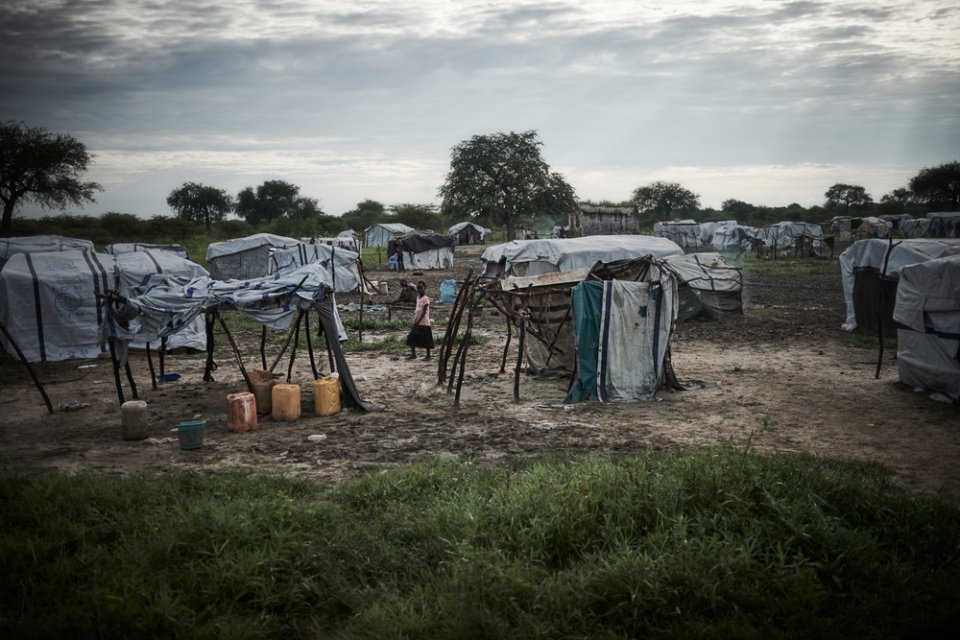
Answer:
[763,221,824,251]
[268,242,362,292]
[839,239,960,330]
[653,220,701,249]
[364,223,415,248]
[0,250,113,362]
[105,243,189,258]
[596,277,678,401]
[481,235,683,277]
[0,235,94,266]
[114,251,210,351]
[205,233,300,280]
[893,254,960,401]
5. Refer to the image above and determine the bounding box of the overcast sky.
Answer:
[2,0,958,219]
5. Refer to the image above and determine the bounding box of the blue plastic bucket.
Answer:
[177,419,206,450]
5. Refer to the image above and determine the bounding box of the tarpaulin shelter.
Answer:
[763,221,824,256]
[653,220,701,249]
[114,250,210,352]
[0,250,112,362]
[364,223,415,248]
[927,212,960,239]
[710,225,762,253]
[0,235,94,268]
[448,222,491,245]
[900,218,932,238]
[565,266,678,403]
[109,262,377,412]
[105,243,189,259]
[267,242,363,291]
[0,248,209,362]
[389,232,455,270]
[205,233,300,280]
[839,238,960,333]
[893,254,960,402]
[480,235,683,278]
[494,252,740,374]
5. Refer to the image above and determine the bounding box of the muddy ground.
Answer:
[1,246,958,505]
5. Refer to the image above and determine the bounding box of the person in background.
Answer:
[395,278,418,304]
[406,281,434,360]
[396,241,405,271]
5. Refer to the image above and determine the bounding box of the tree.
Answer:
[341,199,386,231]
[235,180,304,224]
[166,182,231,232]
[880,187,913,207]
[439,130,575,241]
[388,203,442,230]
[909,161,960,211]
[0,121,103,235]
[824,183,872,214]
[631,182,700,222]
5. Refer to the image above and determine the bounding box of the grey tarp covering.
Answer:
[566,271,678,403]
[105,243,189,258]
[111,262,377,411]
[364,223,416,248]
[893,254,960,401]
[0,250,113,361]
[0,235,95,267]
[481,235,683,278]
[653,220,701,249]
[390,232,455,270]
[448,222,491,244]
[839,239,960,330]
[205,233,300,280]
[0,249,213,362]
[114,251,210,351]
[900,218,932,238]
[268,242,362,292]
[663,252,743,318]
[711,225,761,252]
[763,221,824,252]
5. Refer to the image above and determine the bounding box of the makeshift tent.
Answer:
[566,271,678,403]
[0,235,94,268]
[389,232,455,270]
[893,254,960,402]
[205,233,299,281]
[497,252,739,374]
[364,223,416,248]
[900,218,932,238]
[927,212,960,239]
[653,220,701,249]
[109,263,377,412]
[763,221,824,255]
[0,248,214,362]
[480,235,683,278]
[0,250,112,362]
[448,222,491,245]
[267,242,362,292]
[114,251,210,352]
[699,220,737,246]
[304,236,361,253]
[839,238,960,333]
[711,225,762,253]
[105,243,189,258]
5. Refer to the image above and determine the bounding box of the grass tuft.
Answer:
[2,450,958,638]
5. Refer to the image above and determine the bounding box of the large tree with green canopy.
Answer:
[439,130,578,241]
[0,121,103,235]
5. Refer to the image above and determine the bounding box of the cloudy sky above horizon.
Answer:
[2,0,958,219]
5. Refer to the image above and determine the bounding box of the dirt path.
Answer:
[1,252,958,505]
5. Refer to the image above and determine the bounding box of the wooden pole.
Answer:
[203,311,216,382]
[260,324,268,371]
[124,358,139,400]
[145,342,157,391]
[453,299,476,407]
[217,313,253,392]
[438,271,472,385]
[304,310,319,379]
[500,315,512,374]
[269,320,298,373]
[514,285,532,402]
[0,319,54,414]
[286,310,303,384]
[875,238,901,379]
[159,336,167,380]
[108,338,125,404]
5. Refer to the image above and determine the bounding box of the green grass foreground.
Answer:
[2,450,959,639]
